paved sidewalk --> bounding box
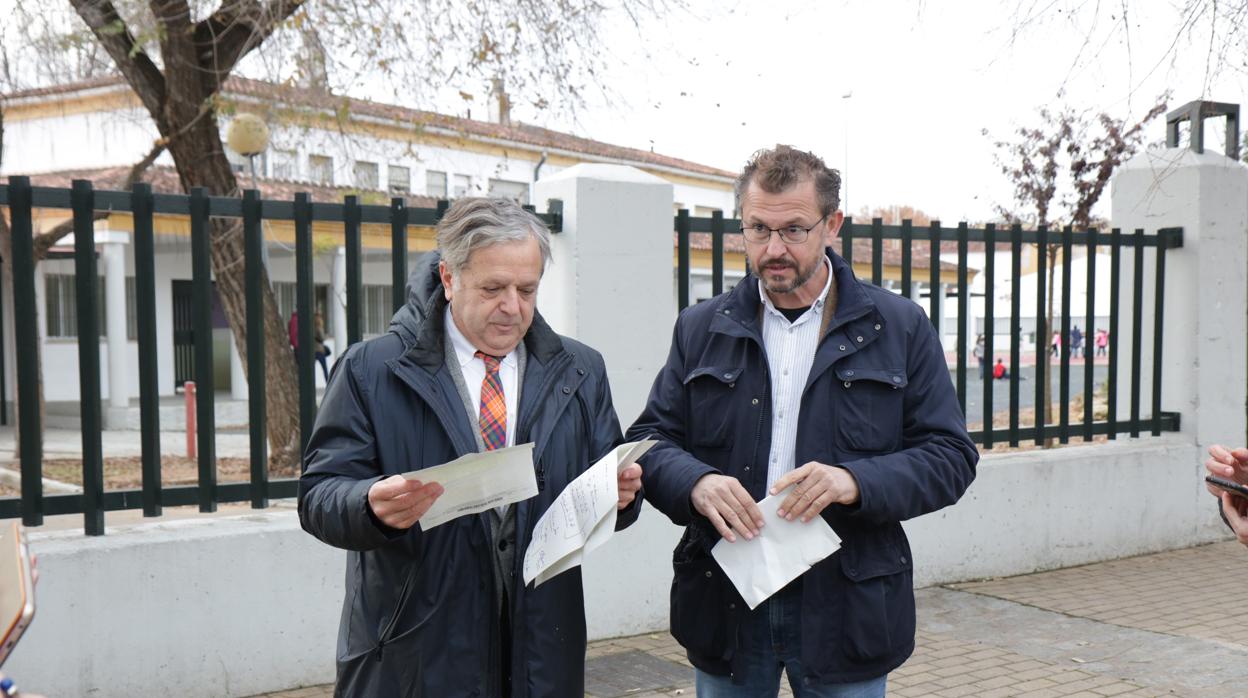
[252,541,1248,697]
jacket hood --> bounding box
[389,251,444,347]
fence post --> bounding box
[1110,145,1248,535]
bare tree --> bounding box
[991,95,1167,444]
[7,0,677,468]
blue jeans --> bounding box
[694,583,888,698]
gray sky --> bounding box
[525,1,1248,223]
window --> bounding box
[308,154,334,185]
[426,170,447,199]
[363,285,393,336]
[453,174,471,199]
[270,149,297,180]
[388,165,411,194]
[45,274,136,340]
[488,178,529,205]
[353,160,379,190]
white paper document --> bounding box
[710,486,842,610]
[404,443,537,530]
[522,440,656,587]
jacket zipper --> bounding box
[516,353,576,491]
[374,569,417,661]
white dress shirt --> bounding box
[445,305,518,449]
[760,257,834,492]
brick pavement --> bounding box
[251,541,1248,697]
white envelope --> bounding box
[404,443,537,530]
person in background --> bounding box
[973,334,986,379]
[313,312,330,381]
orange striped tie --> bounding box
[476,351,506,451]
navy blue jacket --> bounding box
[627,248,977,684]
[299,252,634,697]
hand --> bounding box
[1219,492,1248,546]
[1205,444,1248,498]
[771,462,860,522]
[690,474,764,543]
[367,475,445,530]
[617,464,643,511]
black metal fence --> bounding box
[675,212,1183,448]
[0,177,560,535]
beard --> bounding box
[751,254,821,295]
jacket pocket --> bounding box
[833,368,907,452]
[837,532,914,665]
[684,366,744,448]
[670,555,731,661]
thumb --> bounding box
[619,464,642,480]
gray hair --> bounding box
[435,197,553,277]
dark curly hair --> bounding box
[734,144,841,218]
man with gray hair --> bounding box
[299,197,643,697]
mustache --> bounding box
[758,257,796,269]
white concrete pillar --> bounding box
[101,235,130,409]
[331,247,348,363]
[533,164,683,640]
[1110,147,1248,534]
[33,265,46,342]
[230,338,247,400]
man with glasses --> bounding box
[629,145,977,696]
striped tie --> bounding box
[476,351,507,451]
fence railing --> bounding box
[675,211,1184,448]
[0,177,561,535]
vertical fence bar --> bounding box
[1107,229,1121,439]
[1083,228,1098,441]
[0,262,5,426]
[344,195,363,348]
[676,209,690,311]
[1152,230,1172,436]
[1130,229,1145,437]
[982,224,995,448]
[928,222,941,329]
[1034,226,1048,445]
[1009,224,1023,447]
[955,223,968,413]
[72,180,105,535]
[9,178,42,526]
[436,199,449,221]
[871,218,883,286]
[243,190,268,507]
[711,210,725,297]
[132,183,162,517]
[841,217,854,268]
[390,197,408,315]
[1059,226,1072,443]
[190,188,217,512]
[900,220,913,299]
[295,193,316,459]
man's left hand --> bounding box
[771,462,859,522]
[618,464,643,511]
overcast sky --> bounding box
[521,0,1248,223]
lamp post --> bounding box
[227,113,270,192]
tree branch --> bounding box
[196,0,307,93]
[69,0,168,130]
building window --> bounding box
[45,274,136,340]
[388,165,410,194]
[309,154,334,185]
[353,160,379,190]
[488,179,529,205]
[453,174,471,199]
[694,206,723,218]
[426,170,448,199]
[362,285,393,336]
[271,149,297,180]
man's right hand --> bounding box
[1205,444,1248,494]
[367,475,445,530]
[690,474,765,543]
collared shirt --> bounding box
[760,257,834,492]
[445,305,518,448]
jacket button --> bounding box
[705,570,713,578]
[843,381,851,388]
[724,309,732,314]
[856,336,864,342]
[577,368,585,376]
[728,603,736,610]
[845,370,855,377]
[562,386,571,394]
[848,568,858,577]
[900,556,908,564]
[874,324,881,330]
[751,398,759,405]
[728,382,735,388]
[723,372,732,379]
[892,376,902,383]
[744,466,750,471]
[839,344,847,351]
[498,540,509,551]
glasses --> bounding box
[739,216,827,244]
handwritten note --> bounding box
[522,440,655,587]
[404,443,537,530]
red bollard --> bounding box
[185,381,197,460]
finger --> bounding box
[715,494,755,541]
[1233,448,1248,464]
[1210,444,1235,465]
[373,474,421,500]
[618,464,642,481]
[704,505,736,543]
[726,481,763,532]
[801,490,836,522]
[1207,458,1235,478]
[785,481,822,520]
[769,463,810,497]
